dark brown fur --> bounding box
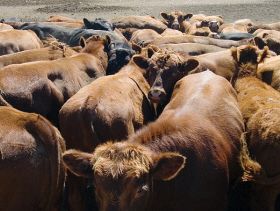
[232,45,280,211]
[0,106,65,211]
[63,70,245,211]
[0,35,108,126]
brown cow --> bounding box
[218,19,253,34]
[0,23,13,31]
[132,49,199,112]
[0,29,43,55]
[148,34,249,48]
[253,29,280,55]
[112,15,167,34]
[161,11,193,31]
[130,29,161,45]
[0,42,77,68]
[0,106,65,211]
[257,55,280,92]
[0,35,108,125]
[46,15,83,23]
[159,43,226,56]
[160,28,183,36]
[248,22,280,33]
[59,49,156,211]
[231,45,280,211]
[62,70,246,211]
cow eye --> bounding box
[110,43,115,49]
[136,184,149,197]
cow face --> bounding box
[63,142,185,211]
[107,41,135,75]
[254,35,280,55]
[208,21,219,32]
[230,45,269,85]
[133,52,199,104]
[161,11,193,30]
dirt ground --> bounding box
[0,0,280,23]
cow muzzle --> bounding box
[171,23,180,30]
[148,88,166,103]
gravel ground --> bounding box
[0,0,279,23]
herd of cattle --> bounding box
[0,10,280,211]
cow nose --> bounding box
[148,89,166,103]
[171,23,180,30]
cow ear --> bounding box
[179,58,199,73]
[147,47,156,58]
[104,35,111,48]
[258,46,269,63]
[231,47,238,63]
[63,150,93,179]
[152,152,186,181]
[184,13,193,20]
[254,37,266,49]
[80,37,86,48]
[83,18,92,29]
[131,42,142,53]
[161,12,169,20]
[133,55,149,69]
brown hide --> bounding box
[130,29,161,45]
[248,22,280,33]
[194,49,237,80]
[112,15,167,33]
[253,29,280,55]
[258,55,280,92]
[63,70,244,211]
[0,45,77,68]
[0,23,13,31]
[232,45,280,211]
[0,35,108,126]
[148,34,249,48]
[159,43,226,56]
[59,60,155,211]
[0,106,65,211]
[0,29,43,56]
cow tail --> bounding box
[239,132,262,182]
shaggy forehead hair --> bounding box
[92,142,153,178]
[151,50,182,67]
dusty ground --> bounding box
[0,0,279,23]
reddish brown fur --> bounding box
[232,45,280,211]
[63,70,245,211]
[257,55,280,92]
[0,23,13,31]
[0,29,43,56]
[148,34,249,48]
[112,15,167,34]
[0,35,108,125]
[0,106,65,211]
[0,43,77,68]
[59,57,155,211]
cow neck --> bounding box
[121,63,156,118]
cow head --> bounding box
[254,33,280,55]
[80,35,110,69]
[230,45,269,85]
[107,40,135,75]
[161,11,193,30]
[133,51,199,104]
[63,142,185,211]
[83,18,115,31]
[208,21,220,32]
